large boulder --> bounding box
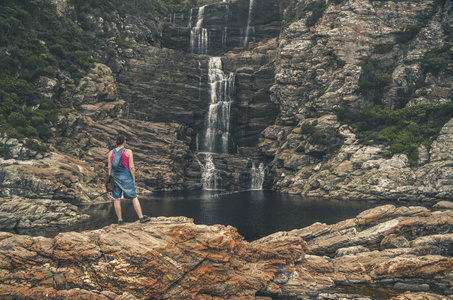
[0,216,306,299]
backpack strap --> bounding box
[112,149,125,177]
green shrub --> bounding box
[396,24,424,43]
[25,139,48,153]
[116,36,131,49]
[300,121,333,145]
[356,58,392,104]
[8,112,28,127]
[0,143,10,157]
[337,103,453,165]
[309,130,328,145]
[123,72,156,82]
[303,0,329,27]
[300,121,317,135]
[374,42,395,54]
[421,45,452,74]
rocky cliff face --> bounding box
[260,0,453,200]
[1,206,452,299]
[1,0,452,202]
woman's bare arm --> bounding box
[107,150,113,174]
[128,149,136,183]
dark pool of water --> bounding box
[16,190,397,241]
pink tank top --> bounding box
[111,148,130,171]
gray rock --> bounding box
[433,201,453,210]
[335,245,370,257]
[394,282,430,291]
[0,198,89,230]
[380,234,410,250]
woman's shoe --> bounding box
[118,220,125,225]
[140,215,151,223]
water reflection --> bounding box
[127,190,391,240]
[10,191,395,241]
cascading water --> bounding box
[242,0,255,47]
[250,162,265,190]
[197,57,235,190]
[203,57,234,153]
[200,154,220,190]
[182,2,266,191]
[190,5,208,54]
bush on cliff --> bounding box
[356,58,392,105]
[0,0,95,149]
[421,45,452,74]
[303,0,330,27]
[337,103,453,165]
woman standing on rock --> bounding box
[108,134,150,225]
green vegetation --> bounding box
[356,58,392,104]
[337,103,453,165]
[25,139,49,153]
[115,36,131,49]
[373,42,395,54]
[396,24,425,43]
[300,120,336,145]
[70,0,220,22]
[0,0,95,149]
[123,72,157,82]
[421,45,452,74]
[303,0,329,27]
[0,143,10,157]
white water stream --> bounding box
[187,2,264,190]
[250,162,265,190]
[203,57,234,153]
[190,5,208,54]
[242,0,255,47]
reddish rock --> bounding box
[1,206,452,299]
[0,217,306,299]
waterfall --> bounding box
[190,5,208,54]
[250,162,265,190]
[222,27,228,50]
[242,0,255,47]
[200,154,220,190]
[188,8,193,28]
[203,57,234,154]
[197,57,235,190]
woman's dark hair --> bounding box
[116,135,126,146]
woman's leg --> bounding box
[114,198,123,221]
[132,197,143,219]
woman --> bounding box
[107,134,150,225]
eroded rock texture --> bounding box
[1,206,452,299]
[0,216,306,299]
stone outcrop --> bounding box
[261,0,453,200]
[1,205,452,299]
[0,216,307,299]
[260,115,453,201]
[0,197,88,232]
[0,152,98,202]
[225,38,279,157]
[254,204,453,298]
